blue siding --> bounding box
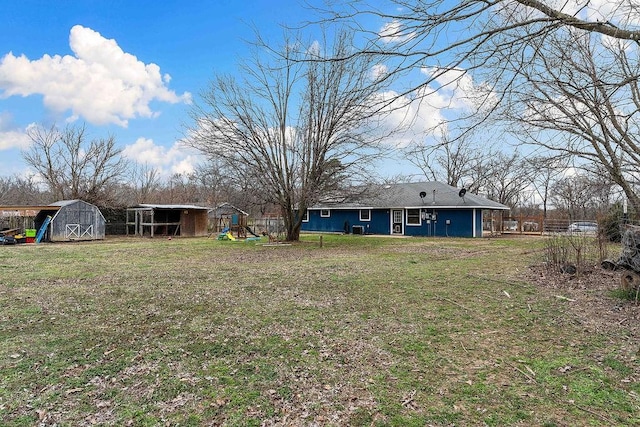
[302,208,391,234]
[301,208,484,237]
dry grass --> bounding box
[0,234,638,426]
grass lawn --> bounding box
[0,234,638,426]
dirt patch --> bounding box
[526,264,640,338]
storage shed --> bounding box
[34,200,106,242]
[126,204,209,237]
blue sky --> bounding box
[0,0,485,181]
[0,1,333,178]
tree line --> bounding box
[5,120,619,226]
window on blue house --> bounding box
[359,209,371,221]
[302,210,309,222]
[407,209,421,225]
[320,209,330,217]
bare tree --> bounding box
[500,30,640,211]
[0,175,50,205]
[186,32,390,241]
[551,170,614,220]
[191,161,233,208]
[525,154,571,219]
[23,123,129,206]
[319,1,640,210]
[476,151,532,209]
[319,1,640,88]
[130,163,161,204]
[406,128,492,188]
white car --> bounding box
[568,221,598,234]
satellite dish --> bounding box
[419,191,427,199]
[458,188,467,198]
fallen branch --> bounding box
[508,363,537,383]
[571,401,614,424]
[401,389,416,408]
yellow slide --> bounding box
[226,231,236,241]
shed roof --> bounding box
[212,202,248,216]
[130,204,210,211]
[49,199,83,207]
[0,205,61,212]
[311,181,510,210]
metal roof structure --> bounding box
[131,203,210,210]
[126,203,210,237]
[211,202,249,216]
[311,181,510,211]
[0,205,62,212]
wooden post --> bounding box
[320,235,323,248]
[519,213,523,234]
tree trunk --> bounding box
[282,205,302,242]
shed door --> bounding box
[65,224,94,239]
[391,209,403,235]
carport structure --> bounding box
[126,204,210,237]
[0,205,53,231]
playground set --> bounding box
[215,213,261,242]
[209,202,261,242]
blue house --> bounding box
[300,181,509,238]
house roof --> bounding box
[311,181,510,210]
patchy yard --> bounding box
[0,235,638,426]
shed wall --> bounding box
[181,209,208,236]
[36,201,106,241]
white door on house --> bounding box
[391,209,403,235]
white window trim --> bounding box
[320,209,330,218]
[391,209,403,235]
[406,208,422,226]
[302,210,309,222]
[359,209,371,221]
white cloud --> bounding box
[0,113,33,150]
[421,67,497,111]
[371,67,496,147]
[0,25,191,127]
[379,20,415,43]
[371,64,388,81]
[372,90,448,148]
[307,40,321,57]
[583,0,640,26]
[171,156,198,176]
[122,137,170,165]
[0,128,31,150]
[122,137,202,177]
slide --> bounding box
[36,215,52,243]
[245,226,260,237]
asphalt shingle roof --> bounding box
[313,181,509,210]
